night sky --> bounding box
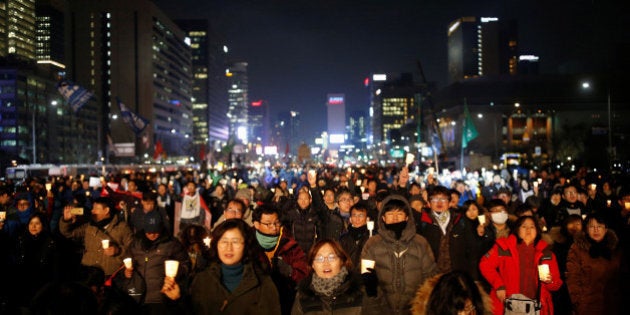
[153,0,626,142]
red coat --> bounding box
[479,235,562,315]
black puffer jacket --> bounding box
[116,233,190,305]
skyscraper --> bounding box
[326,93,346,145]
[1,0,36,60]
[66,0,193,161]
[447,17,518,83]
[226,60,248,143]
[35,0,65,68]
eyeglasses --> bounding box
[338,198,353,203]
[217,238,244,249]
[225,208,242,215]
[313,254,338,264]
[430,198,449,203]
[259,221,282,229]
[587,224,606,230]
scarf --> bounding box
[256,230,279,250]
[311,266,349,297]
[588,238,612,260]
[347,225,368,240]
[90,215,113,229]
[385,221,407,239]
[221,262,244,292]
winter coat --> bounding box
[479,235,562,315]
[285,204,321,254]
[59,215,133,275]
[13,230,59,306]
[410,273,493,315]
[291,272,379,315]
[259,230,309,315]
[566,230,622,315]
[339,225,370,273]
[117,233,191,305]
[418,209,478,275]
[360,195,437,314]
[189,261,281,315]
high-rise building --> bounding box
[226,60,248,143]
[1,0,36,60]
[35,0,65,69]
[249,99,270,146]
[326,93,346,146]
[66,0,193,161]
[447,17,518,83]
[348,110,367,146]
[271,110,300,155]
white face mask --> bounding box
[491,212,509,225]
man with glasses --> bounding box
[419,186,477,275]
[253,204,308,315]
[212,198,250,230]
[551,184,587,227]
[360,194,437,313]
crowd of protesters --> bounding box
[0,162,629,314]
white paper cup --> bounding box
[101,239,110,249]
[607,200,611,207]
[165,260,179,277]
[203,237,211,247]
[123,258,133,269]
[361,259,375,274]
[478,215,486,225]
[362,192,370,200]
[0,211,6,221]
[538,264,550,281]
[366,221,375,231]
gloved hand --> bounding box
[362,268,378,297]
[275,257,293,278]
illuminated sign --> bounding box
[519,55,540,61]
[170,100,181,106]
[264,146,278,155]
[329,134,345,144]
[480,17,499,23]
[328,96,344,105]
[251,100,263,107]
[372,74,387,81]
[364,77,369,86]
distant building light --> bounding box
[480,17,499,23]
[372,74,387,81]
[519,55,540,62]
[251,100,263,107]
[329,134,345,144]
[223,45,228,53]
[36,60,66,69]
[184,37,191,46]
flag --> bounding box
[431,131,442,155]
[116,97,149,135]
[154,140,164,160]
[461,103,479,149]
[57,80,94,113]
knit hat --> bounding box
[235,188,252,202]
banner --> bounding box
[57,80,94,113]
[116,97,149,135]
[461,103,479,149]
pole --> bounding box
[607,89,613,164]
[32,109,36,163]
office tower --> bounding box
[35,0,65,68]
[226,60,248,143]
[272,110,300,155]
[326,93,346,146]
[366,73,388,144]
[249,99,270,146]
[348,110,367,147]
[448,17,518,83]
[0,0,36,60]
[66,0,193,161]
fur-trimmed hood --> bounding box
[410,273,493,315]
[572,229,619,251]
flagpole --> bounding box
[460,98,466,172]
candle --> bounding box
[203,237,211,247]
[165,260,179,278]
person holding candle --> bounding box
[479,216,562,315]
[339,203,371,273]
[59,197,133,277]
[566,212,622,314]
[162,219,281,314]
[115,210,190,314]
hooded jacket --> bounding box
[479,235,562,315]
[410,273,493,315]
[566,230,622,315]
[360,194,437,314]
